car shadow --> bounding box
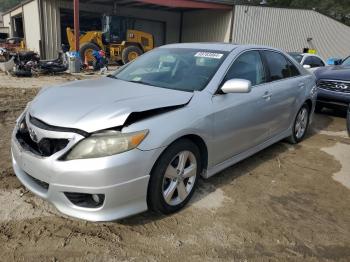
[310,112,334,133]
[118,139,302,226]
[310,108,348,136]
[321,108,347,118]
[119,110,348,226]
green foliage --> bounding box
[1,0,349,26]
[0,0,22,12]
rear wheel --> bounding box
[148,139,201,214]
[287,104,310,144]
[121,46,143,64]
[347,105,350,136]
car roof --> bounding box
[159,43,282,53]
[288,52,321,58]
[288,52,303,55]
[160,42,238,52]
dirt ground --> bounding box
[1,72,350,262]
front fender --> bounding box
[121,92,213,152]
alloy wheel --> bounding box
[295,107,309,139]
[162,150,197,206]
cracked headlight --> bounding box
[65,130,148,160]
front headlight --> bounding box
[16,102,31,125]
[65,130,148,160]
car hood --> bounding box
[315,65,350,81]
[28,77,193,133]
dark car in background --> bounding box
[288,52,326,73]
[314,56,350,112]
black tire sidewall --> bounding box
[347,105,350,136]
[121,46,143,64]
[148,139,202,214]
[79,43,99,62]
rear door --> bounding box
[260,50,304,137]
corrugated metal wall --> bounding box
[41,0,61,59]
[232,5,350,59]
[182,9,232,42]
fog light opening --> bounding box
[64,192,105,208]
[92,194,101,203]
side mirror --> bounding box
[221,79,252,94]
[334,59,343,65]
[303,64,311,69]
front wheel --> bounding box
[148,139,202,214]
[287,104,310,144]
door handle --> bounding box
[262,92,272,100]
[298,82,305,88]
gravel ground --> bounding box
[0,72,350,262]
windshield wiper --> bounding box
[107,74,119,79]
[110,77,164,89]
[128,79,153,86]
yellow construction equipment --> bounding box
[66,16,154,65]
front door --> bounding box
[211,50,273,165]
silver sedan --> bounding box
[11,43,317,221]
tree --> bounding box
[0,0,22,12]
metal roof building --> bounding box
[2,1,350,59]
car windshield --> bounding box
[342,56,350,66]
[111,48,228,92]
[288,53,303,63]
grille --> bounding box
[16,119,69,157]
[318,80,350,93]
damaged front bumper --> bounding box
[11,115,163,221]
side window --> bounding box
[225,51,266,86]
[313,57,325,67]
[262,51,296,81]
[286,59,301,77]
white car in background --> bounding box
[288,52,327,73]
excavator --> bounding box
[66,15,154,65]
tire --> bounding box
[121,46,143,64]
[347,105,350,137]
[287,103,310,144]
[48,65,68,73]
[315,104,323,113]
[147,139,202,215]
[79,43,99,64]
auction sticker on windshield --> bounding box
[195,52,224,59]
